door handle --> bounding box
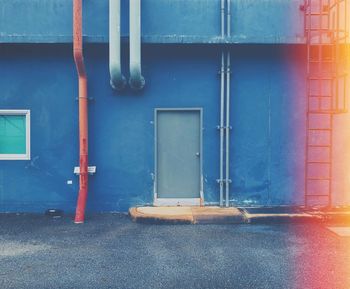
[196,152,200,157]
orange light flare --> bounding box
[301,0,350,208]
[286,2,350,288]
[330,0,350,207]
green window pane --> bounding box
[0,115,26,154]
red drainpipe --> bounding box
[73,0,89,224]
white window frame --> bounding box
[0,110,31,160]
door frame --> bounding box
[154,108,204,206]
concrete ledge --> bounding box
[243,212,323,224]
[130,206,350,225]
[129,207,193,224]
[129,206,245,225]
[307,211,350,224]
[191,207,246,224]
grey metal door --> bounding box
[155,109,202,200]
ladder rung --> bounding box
[309,60,334,63]
[306,14,329,16]
[309,110,346,114]
[308,77,333,80]
[305,11,330,15]
[308,110,334,114]
[307,28,330,30]
[305,194,330,197]
[308,128,332,131]
[307,177,331,181]
[308,95,332,98]
[308,144,331,148]
[307,43,333,47]
[307,161,331,164]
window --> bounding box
[0,110,30,160]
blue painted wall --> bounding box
[0,44,307,212]
[0,0,305,44]
[4,0,345,212]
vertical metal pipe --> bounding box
[219,0,225,207]
[305,0,311,207]
[129,0,145,90]
[225,0,231,207]
[110,0,126,90]
[73,0,89,224]
[221,0,225,38]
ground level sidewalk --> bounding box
[1,213,350,289]
[130,205,350,224]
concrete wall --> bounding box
[0,44,308,212]
[0,0,349,212]
[0,0,304,43]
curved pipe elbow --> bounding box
[110,65,126,90]
[73,50,86,78]
[109,0,126,91]
[129,0,145,91]
[129,65,145,90]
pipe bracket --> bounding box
[217,179,232,184]
[74,166,97,175]
[75,97,94,101]
[217,126,232,130]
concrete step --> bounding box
[129,206,246,224]
[129,206,350,225]
[243,212,322,224]
[241,206,322,224]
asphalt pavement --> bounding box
[1,213,350,289]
